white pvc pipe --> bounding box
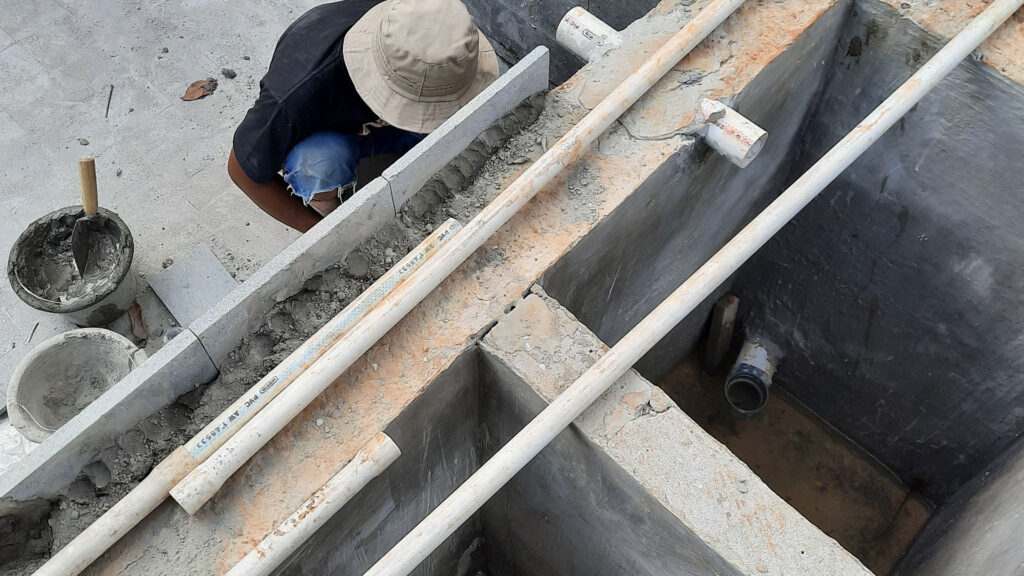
[361,2,1023,574]
[699,98,768,168]
[169,0,748,517]
[33,219,459,576]
[556,7,622,62]
[225,433,400,576]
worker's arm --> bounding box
[227,149,320,233]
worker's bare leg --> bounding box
[227,149,321,233]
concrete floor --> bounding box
[0,0,339,399]
[659,353,932,575]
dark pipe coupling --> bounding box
[723,339,778,420]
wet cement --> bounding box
[9,210,131,309]
[0,91,554,574]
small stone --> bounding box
[242,55,251,60]
[116,168,123,177]
[161,47,169,53]
[900,2,911,8]
[650,392,672,413]
[315,418,324,427]
[303,275,324,292]
[756,562,768,573]
[78,138,89,146]
[345,252,371,279]
[221,68,237,79]
[128,107,135,113]
[161,258,174,269]
[737,478,749,494]
[677,70,704,85]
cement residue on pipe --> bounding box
[8,207,133,313]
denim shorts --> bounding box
[282,127,425,204]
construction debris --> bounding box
[181,78,218,101]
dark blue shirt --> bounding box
[233,0,382,183]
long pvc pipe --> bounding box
[225,433,401,576]
[168,0,748,515]
[361,2,1023,574]
[32,219,460,576]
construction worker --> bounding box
[227,0,499,232]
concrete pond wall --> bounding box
[274,345,740,576]
[732,0,1024,506]
[535,0,1024,572]
[541,0,850,394]
[270,290,870,575]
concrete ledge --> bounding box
[1,328,217,500]
[189,177,396,368]
[384,46,550,210]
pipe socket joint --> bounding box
[698,98,768,168]
[723,339,778,420]
[556,7,623,62]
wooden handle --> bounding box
[78,156,98,215]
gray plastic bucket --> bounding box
[7,328,146,443]
[7,206,136,326]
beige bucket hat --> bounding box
[343,0,500,134]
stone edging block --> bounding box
[384,46,550,211]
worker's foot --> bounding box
[309,190,341,217]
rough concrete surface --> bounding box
[481,289,872,575]
[480,347,743,576]
[188,176,397,369]
[879,0,1024,84]
[275,352,486,576]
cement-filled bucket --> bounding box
[6,328,147,443]
[7,206,136,326]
